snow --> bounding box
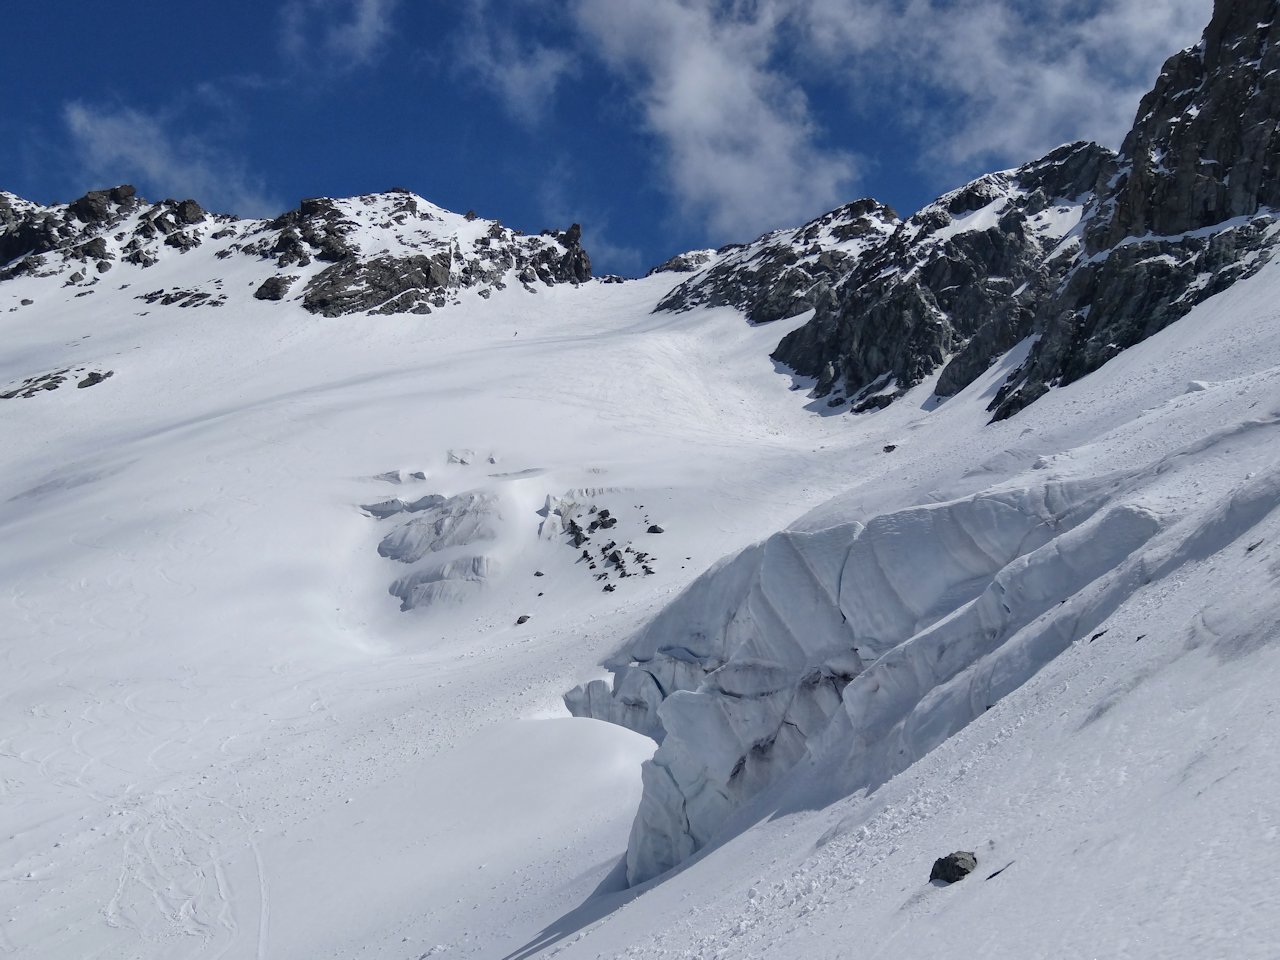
[3,188,1280,959]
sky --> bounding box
[0,0,1211,276]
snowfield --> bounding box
[3,200,1280,960]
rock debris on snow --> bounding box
[930,851,978,884]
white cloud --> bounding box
[372,0,1210,248]
[571,0,859,242]
[62,102,278,216]
[452,0,577,124]
[791,0,1211,171]
[281,0,398,69]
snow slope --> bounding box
[3,173,1280,960]
[563,251,1280,951]
[0,237,914,958]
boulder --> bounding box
[253,275,296,301]
[930,851,977,884]
[174,199,206,225]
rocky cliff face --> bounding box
[686,0,1280,419]
[773,143,1110,408]
[0,187,592,317]
[654,199,899,326]
[989,0,1280,419]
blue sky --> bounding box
[1,1,1210,275]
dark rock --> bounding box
[882,444,897,453]
[174,199,205,225]
[76,370,113,389]
[67,190,114,224]
[775,0,1280,421]
[990,0,1280,419]
[3,368,71,398]
[1098,0,1280,248]
[516,615,530,625]
[164,231,201,252]
[76,237,109,261]
[253,275,296,301]
[930,851,977,884]
[657,199,899,325]
[774,142,1112,404]
[853,393,897,414]
[647,525,664,534]
[647,249,715,275]
[302,253,451,316]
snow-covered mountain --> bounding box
[3,1,1280,957]
[0,185,590,319]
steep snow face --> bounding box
[576,472,1170,883]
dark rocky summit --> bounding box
[253,275,295,301]
[654,0,1280,420]
[0,186,593,317]
[989,0,1280,419]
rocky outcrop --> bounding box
[655,200,899,325]
[775,0,1280,418]
[989,214,1276,419]
[773,143,1110,405]
[0,187,594,316]
[1097,0,1280,247]
[303,253,452,316]
[67,185,137,225]
[647,249,716,276]
[253,275,295,301]
[989,0,1280,419]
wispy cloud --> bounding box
[455,2,577,124]
[792,0,1210,172]
[280,0,399,70]
[571,0,859,242]
[62,101,279,216]
[456,0,1206,241]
